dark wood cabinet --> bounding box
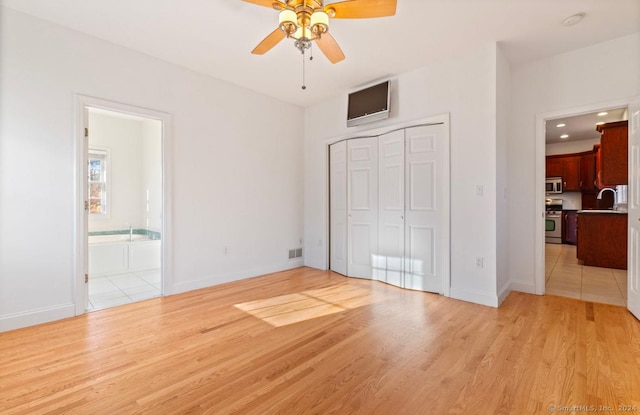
[562,210,577,245]
[594,144,604,189]
[546,153,587,191]
[580,152,597,192]
[562,156,581,191]
[546,158,563,178]
[577,212,627,269]
[598,120,628,185]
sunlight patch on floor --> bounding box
[234,283,379,327]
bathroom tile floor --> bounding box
[545,244,627,306]
[88,268,161,311]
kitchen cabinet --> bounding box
[546,158,563,178]
[598,120,628,185]
[562,210,577,245]
[546,147,604,194]
[562,156,581,191]
[577,211,627,269]
[594,144,604,189]
[580,152,597,192]
[545,154,581,191]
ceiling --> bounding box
[1,0,639,108]
[545,108,628,144]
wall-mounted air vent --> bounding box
[288,248,303,260]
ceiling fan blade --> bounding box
[325,0,397,18]
[242,0,284,9]
[315,33,345,64]
[252,28,286,55]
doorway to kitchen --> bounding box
[74,96,172,314]
[540,104,629,306]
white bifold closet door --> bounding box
[376,130,405,286]
[329,122,448,294]
[329,141,348,276]
[403,125,446,293]
[346,137,378,279]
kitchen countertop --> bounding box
[577,209,627,214]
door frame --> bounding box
[73,95,173,315]
[534,97,632,295]
[326,113,451,297]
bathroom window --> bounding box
[88,149,108,215]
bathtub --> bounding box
[89,232,161,277]
[89,233,153,243]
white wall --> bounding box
[141,119,162,232]
[304,43,502,306]
[496,45,511,304]
[508,32,640,293]
[0,8,304,331]
[545,138,600,156]
[88,111,145,232]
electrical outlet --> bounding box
[475,185,484,197]
[475,257,484,269]
[223,246,230,256]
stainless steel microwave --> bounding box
[546,177,563,194]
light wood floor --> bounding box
[2,268,640,414]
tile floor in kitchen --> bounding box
[87,268,161,311]
[545,244,627,306]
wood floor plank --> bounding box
[1,267,640,414]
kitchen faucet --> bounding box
[597,187,618,210]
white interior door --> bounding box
[330,141,348,276]
[628,96,640,320]
[376,130,405,286]
[347,137,378,279]
[404,124,447,293]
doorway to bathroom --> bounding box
[75,96,172,313]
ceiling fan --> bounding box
[244,0,397,64]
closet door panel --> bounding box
[377,130,405,286]
[405,124,446,293]
[347,137,378,279]
[405,225,436,290]
[330,141,347,275]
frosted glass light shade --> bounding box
[279,9,298,34]
[279,9,297,25]
[310,11,329,34]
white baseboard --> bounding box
[510,280,537,295]
[498,281,512,306]
[0,303,75,333]
[303,257,327,270]
[450,287,499,308]
[171,259,305,295]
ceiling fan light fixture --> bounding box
[310,11,329,35]
[324,7,336,18]
[278,9,298,35]
[292,25,313,41]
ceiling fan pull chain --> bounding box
[309,43,314,61]
[301,49,307,90]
